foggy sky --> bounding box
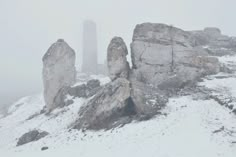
[0,0,235,107]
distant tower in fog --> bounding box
[82,20,98,74]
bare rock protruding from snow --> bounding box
[190,27,236,56]
[53,79,101,108]
[74,78,134,130]
[204,27,221,38]
[107,37,130,80]
[68,79,101,98]
[42,39,76,111]
[130,23,220,89]
[130,80,168,117]
[17,130,49,146]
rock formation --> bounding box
[75,78,133,130]
[74,23,222,130]
[42,39,76,111]
[107,37,130,80]
[52,79,101,108]
[190,27,236,56]
[130,23,220,89]
[82,20,98,74]
[40,23,226,130]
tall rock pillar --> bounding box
[42,39,76,111]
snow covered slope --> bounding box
[0,58,236,157]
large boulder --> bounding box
[130,23,220,88]
[42,39,76,111]
[107,37,130,80]
[17,130,48,146]
[130,80,168,117]
[74,78,134,130]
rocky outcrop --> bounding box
[17,130,48,146]
[130,80,168,117]
[190,27,236,56]
[130,23,220,88]
[42,39,76,111]
[107,37,130,80]
[74,78,133,130]
[74,23,223,130]
[53,79,101,108]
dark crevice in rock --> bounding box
[123,97,137,116]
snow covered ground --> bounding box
[0,57,236,157]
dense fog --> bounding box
[0,0,236,109]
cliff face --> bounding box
[75,23,223,130]
[130,23,220,88]
[42,39,76,111]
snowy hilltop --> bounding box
[0,23,236,157]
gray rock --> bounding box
[107,37,130,80]
[53,79,101,108]
[130,23,220,88]
[42,39,76,111]
[73,23,226,131]
[41,146,49,151]
[130,80,168,116]
[69,79,101,98]
[87,79,100,90]
[17,130,49,146]
[190,28,236,56]
[74,78,133,130]
[68,84,87,98]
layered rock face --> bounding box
[130,23,220,88]
[42,39,76,111]
[191,27,236,56]
[53,79,101,108]
[107,37,130,80]
[75,78,132,130]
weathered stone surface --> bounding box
[107,37,130,80]
[69,79,101,99]
[42,39,76,111]
[204,27,221,38]
[17,130,48,146]
[74,78,133,130]
[130,80,168,117]
[87,79,100,90]
[53,79,101,108]
[190,28,236,56]
[130,23,220,88]
[73,23,226,131]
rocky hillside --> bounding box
[0,23,236,157]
